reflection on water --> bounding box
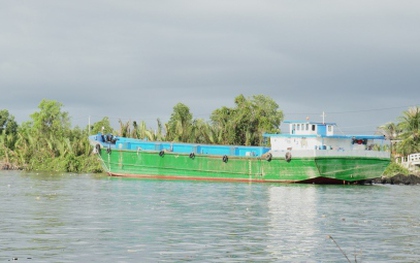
[267,186,318,260]
[1,171,419,262]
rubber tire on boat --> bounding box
[222,155,228,163]
[189,152,195,159]
[95,144,101,155]
[285,152,292,162]
[106,147,111,154]
[159,150,165,157]
[265,153,272,162]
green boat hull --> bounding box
[97,149,389,184]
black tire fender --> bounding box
[222,155,228,163]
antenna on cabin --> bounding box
[321,111,326,124]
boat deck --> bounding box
[90,135,270,157]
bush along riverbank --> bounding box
[0,161,20,170]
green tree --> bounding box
[0,101,105,172]
[377,122,401,156]
[210,106,236,145]
[0,110,18,150]
[0,109,18,136]
[118,119,131,137]
[30,99,71,138]
[154,118,165,141]
[0,130,16,167]
[211,94,283,146]
[142,118,165,141]
[91,117,113,135]
[166,103,193,142]
[129,120,147,139]
[396,106,420,155]
[13,126,34,168]
[190,118,213,144]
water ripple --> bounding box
[1,171,419,262]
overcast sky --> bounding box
[1,0,419,135]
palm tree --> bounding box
[0,131,11,167]
[397,106,420,156]
[118,119,130,137]
[189,119,213,144]
[377,122,401,156]
[155,118,165,141]
[14,130,32,167]
[166,103,193,142]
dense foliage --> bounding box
[383,162,410,176]
[115,94,284,146]
[378,106,420,155]
[377,106,420,175]
[0,96,418,175]
[0,100,102,172]
[210,95,283,146]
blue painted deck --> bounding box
[91,134,270,157]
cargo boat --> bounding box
[90,120,390,184]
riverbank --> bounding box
[0,161,20,170]
[372,174,420,185]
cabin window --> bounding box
[297,124,300,131]
[305,124,309,130]
[312,125,316,131]
[292,124,295,134]
[328,125,332,132]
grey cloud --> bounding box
[1,0,419,134]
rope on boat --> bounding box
[285,152,292,162]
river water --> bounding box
[1,171,419,262]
